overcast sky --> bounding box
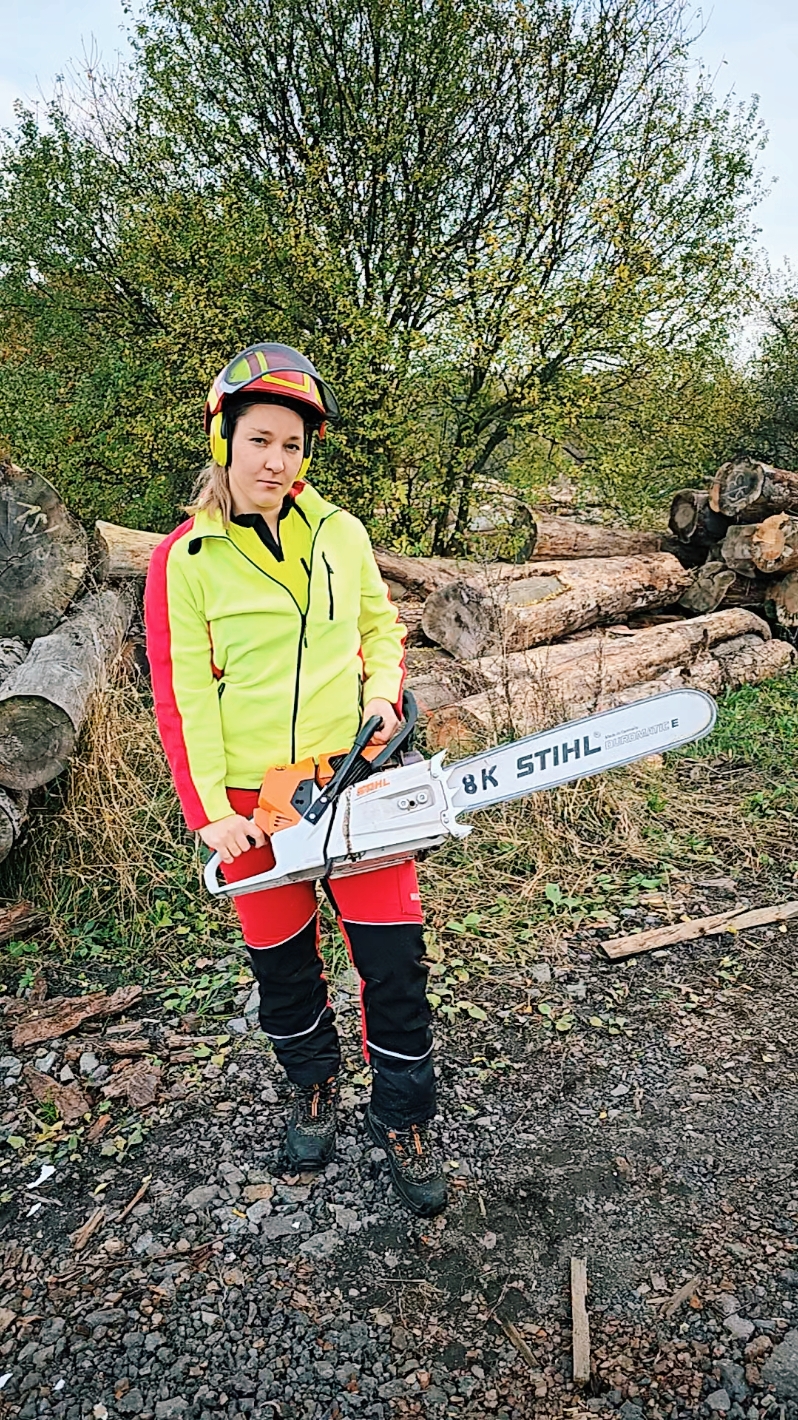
[0,0,796,271]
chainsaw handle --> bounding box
[303,691,418,826]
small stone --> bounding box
[102,1238,125,1256]
[132,1232,154,1256]
[688,1063,708,1079]
[245,1198,272,1223]
[719,1295,741,1317]
[154,1401,188,1420]
[243,984,260,1018]
[79,1051,100,1076]
[329,1204,359,1231]
[529,963,551,984]
[117,1390,143,1415]
[242,1182,274,1202]
[34,1051,57,1075]
[226,1017,248,1035]
[261,1214,305,1241]
[0,1056,21,1075]
[368,1147,387,1163]
[58,1064,75,1083]
[726,1316,756,1341]
[299,1229,341,1260]
[566,981,587,1000]
[181,1184,219,1209]
[91,1064,111,1083]
[706,1390,732,1413]
[275,1184,311,1203]
[718,1359,748,1400]
[746,1335,773,1359]
[761,1329,798,1400]
[619,1403,645,1420]
[175,1238,191,1253]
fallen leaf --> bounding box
[12,985,143,1049]
[23,1066,90,1125]
[0,1309,15,1336]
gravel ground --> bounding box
[3,872,798,1420]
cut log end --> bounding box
[0,696,76,791]
[0,462,89,639]
[767,571,798,629]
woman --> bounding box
[144,342,446,1217]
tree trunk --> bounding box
[709,457,798,521]
[94,520,163,580]
[530,513,661,559]
[426,624,792,751]
[668,490,730,546]
[751,513,798,575]
[0,785,28,865]
[0,462,89,638]
[678,561,735,614]
[720,524,760,578]
[767,572,798,629]
[0,588,135,790]
[421,553,692,660]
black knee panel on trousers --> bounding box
[247,918,340,1085]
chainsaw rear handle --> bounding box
[303,689,418,825]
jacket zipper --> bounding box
[322,552,334,620]
[193,514,338,764]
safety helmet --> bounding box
[204,342,340,468]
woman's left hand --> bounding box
[362,697,401,745]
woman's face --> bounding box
[227,403,306,517]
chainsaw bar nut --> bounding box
[397,790,430,811]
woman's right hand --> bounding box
[198,813,267,864]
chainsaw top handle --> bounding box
[303,690,418,825]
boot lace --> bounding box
[385,1122,440,1182]
[294,1077,337,1134]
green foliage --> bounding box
[0,0,767,540]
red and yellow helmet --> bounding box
[204,342,340,467]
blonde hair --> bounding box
[185,459,232,525]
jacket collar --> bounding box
[191,481,339,541]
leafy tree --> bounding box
[0,0,766,542]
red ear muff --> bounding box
[318,421,327,441]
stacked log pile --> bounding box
[0,464,135,864]
[2,457,798,873]
[668,458,798,629]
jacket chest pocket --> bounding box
[310,551,357,629]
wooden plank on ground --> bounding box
[571,1257,590,1385]
[600,900,798,961]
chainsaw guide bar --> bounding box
[204,688,717,899]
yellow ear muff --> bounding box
[209,410,229,467]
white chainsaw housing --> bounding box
[204,753,470,899]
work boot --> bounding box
[365,1106,447,1217]
[285,1077,337,1169]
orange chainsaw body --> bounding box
[254,746,381,838]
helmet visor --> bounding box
[216,343,340,422]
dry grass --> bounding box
[0,676,239,966]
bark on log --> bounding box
[767,572,798,630]
[0,900,39,946]
[751,514,798,576]
[678,561,735,614]
[0,785,28,865]
[0,638,27,682]
[421,554,692,660]
[426,632,793,752]
[709,457,798,521]
[94,521,163,580]
[0,587,135,790]
[720,525,760,579]
[0,462,89,638]
[530,514,660,559]
[668,490,730,546]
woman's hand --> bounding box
[198,813,267,864]
[362,697,401,745]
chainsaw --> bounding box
[204,686,717,899]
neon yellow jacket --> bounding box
[144,482,406,830]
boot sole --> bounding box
[365,1109,447,1218]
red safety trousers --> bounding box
[220,788,436,1128]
